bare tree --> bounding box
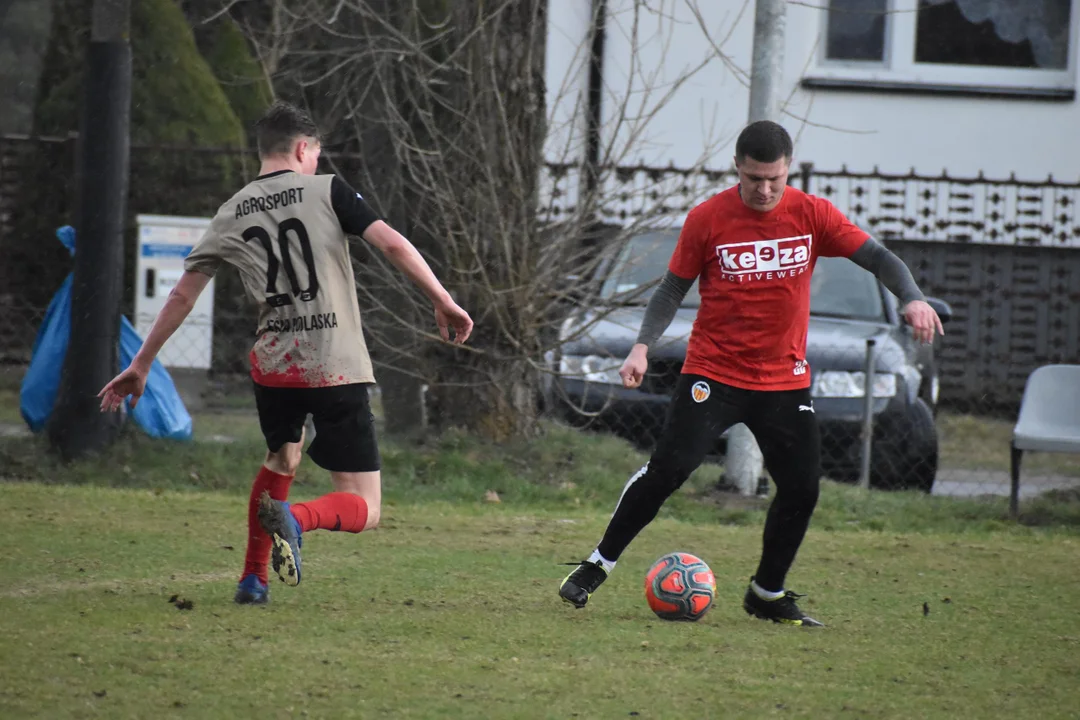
[219,0,742,439]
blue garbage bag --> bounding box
[19,277,73,432]
[19,226,193,440]
[118,317,193,440]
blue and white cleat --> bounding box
[234,574,269,605]
[257,491,303,587]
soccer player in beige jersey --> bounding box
[99,101,473,604]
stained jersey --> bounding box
[184,170,380,388]
[669,185,869,391]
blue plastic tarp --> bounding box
[19,226,193,441]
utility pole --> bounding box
[726,0,787,495]
[748,0,786,123]
[47,0,132,460]
[585,0,607,200]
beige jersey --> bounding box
[184,170,380,388]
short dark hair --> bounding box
[735,120,793,164]
[255,101,320,158]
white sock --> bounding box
[587,549,615,575]
[751,579,785,601]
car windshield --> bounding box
[810,256,885,321]
[599,231,701,307]
[598,230,885,320]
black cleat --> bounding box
[743,580,824,627]
[559,561,608,609]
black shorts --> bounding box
[252,381,381,473]
[654,374,820,491]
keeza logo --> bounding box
[717,235,812,275]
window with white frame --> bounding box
[807,0,1076,97]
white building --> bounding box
[546,0,1077,181]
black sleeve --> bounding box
[635,271,694,349]
[848,237,925,305]
[330,175,381,237]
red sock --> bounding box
[242,467,295,584]
[290,492,369,533]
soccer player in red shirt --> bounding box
[559,121,943,626]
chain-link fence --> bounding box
[0,134,365,408]
[537,162,1080,504]
[539,332,1080,510]
[0,135,258,380]
[2,134,1078,504]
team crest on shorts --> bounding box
[691,381,711,403]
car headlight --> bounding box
[559,354,623,384]
[558,315,579,343]
[811,371,897,398]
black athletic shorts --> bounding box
[652,374,821,490]
[252,381,381,473]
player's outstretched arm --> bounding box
[98,270,211,411]
[848,238,943,344]
[620,271,694,389]
[361,220,473,344]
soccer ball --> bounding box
[644,552,716,622]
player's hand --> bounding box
[619,344,649,389]
[98,363,149,412]
[902,300,945,345]
[435,299,474,344]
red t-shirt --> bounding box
[669,185,869,391]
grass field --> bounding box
[3,380,1078,480]
[1,402,1080,718]
[2,483,1079,719]
[937,412,1080,478]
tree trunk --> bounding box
[427,356,540,440]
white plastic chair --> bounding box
[1010,364,1080,516]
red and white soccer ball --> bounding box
[644,552,716,622]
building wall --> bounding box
[546,0,1080,180]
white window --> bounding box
[805,0,1076,98]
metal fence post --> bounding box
[799,161,813,193]
[859,338,877,489]
[1009,441,1022,519]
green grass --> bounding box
[2,392,1080,717]
[4,385,1079,479]
[2,403,1079,533]
[939,412,1080,478]
[1,482,1078,719]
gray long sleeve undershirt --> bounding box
[633,237,924,350]
[847,237,925,307]
[635,271,694,349]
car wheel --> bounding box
[870,397,938,493]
